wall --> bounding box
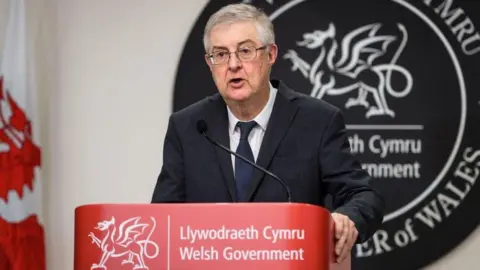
[0,0,477,269]
[49,0,206,268]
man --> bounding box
[151,3,385,263]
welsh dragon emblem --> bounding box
[88,216,159,270]
[284,22,413,118]
[0,76,41,206]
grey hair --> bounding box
[203,3,275,53]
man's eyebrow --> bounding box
[211,45,228,51]
[238,39,255,46]
[210,39,256,51]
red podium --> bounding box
[74,203,351,270]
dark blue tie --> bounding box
[235,121,257,201]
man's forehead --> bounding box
[209,21,261,47]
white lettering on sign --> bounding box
[179,225,259,243]
[223,247,305,261]
[415,147,479,228]
[368,135,422,158]
[423,0,480,55]
[179,246,219,260]
[356,147,479,256]
[177,225,307,261]
[178,246,305,261]
[348,134,422,179]
[263,226,305,244]
[356,218,418,257]
[180,225,305,244]
[362,162,421,179]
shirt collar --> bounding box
[227,82,277,135]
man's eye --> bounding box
[239,48,252,54]
[215,52,228,57]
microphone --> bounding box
[196,120,292,202]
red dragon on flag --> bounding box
[0,0,46,269]
[0,76,41,199]
[0,76,44,269]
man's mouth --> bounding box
[229,78,243,83]
[229,78,246,88]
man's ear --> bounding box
[204,54,213,70]
[267,43,278,65]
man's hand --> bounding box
[331,213,358,263]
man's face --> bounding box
[205,21,278,103]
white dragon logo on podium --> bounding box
[88,216,160,270]
[284,23,413,118]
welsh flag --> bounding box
[0,0,46,269]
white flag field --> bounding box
[0,0,46,269]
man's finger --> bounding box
[353,226,358,242]
[350,221,358,243]
[334,215,344,239]
[335,217,349,256]
[338,221,356,262]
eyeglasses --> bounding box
[207,45,268,65]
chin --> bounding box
[226,90,252,102]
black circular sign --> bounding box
[172,1,480,269]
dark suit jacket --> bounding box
[151,79,385,243]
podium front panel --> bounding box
[75,203,348,270]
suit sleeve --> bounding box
[319,109,385,243]
[151,115,186,203]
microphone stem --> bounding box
[203,133,292,202]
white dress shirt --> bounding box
[227,83,277,174]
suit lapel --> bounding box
[244,83,299,201]
[205,94,238,202]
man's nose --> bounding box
[227,52,242,70]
